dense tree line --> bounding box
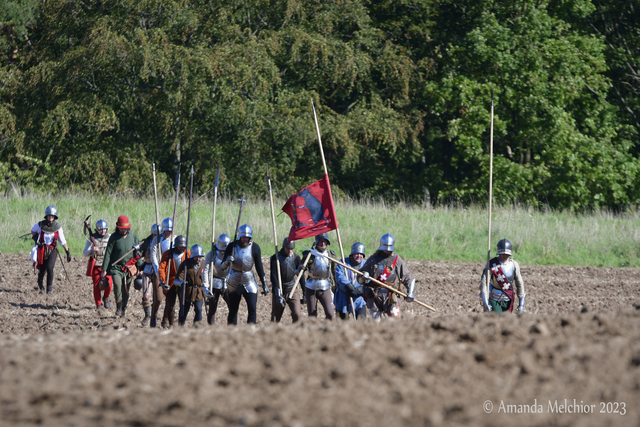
[1,0,638,209]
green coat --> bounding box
[102,231,140,276]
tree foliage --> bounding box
[0,0,638,210]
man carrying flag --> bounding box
[282,174,341,320]
[358,233,416,319]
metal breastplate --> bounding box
[210,251,229,279]
[306,253,331,291]
[501,260,514,281]
[228,243,257,293]
[94,234,110,267]
[161,237,173,253]
[231,243,254,272]
[279,253,298,285]
[173,253,183,271]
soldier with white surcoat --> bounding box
[358,233,416,319]
[270,237,306,323]
[221,224,268,324]
[301,233,336,321]
[31,205,72,295]
[83,219,112,309]
[479,239,526,314]
[202,234,231,324]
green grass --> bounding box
[4,192,640,267]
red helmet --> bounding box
[116,215,131,229]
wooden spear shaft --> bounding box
[267,166,284,300]
[152,163,162,272]
[485,90,494,288]
[287,249,312,300]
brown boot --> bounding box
[115,302,122,316]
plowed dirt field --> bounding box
[1,253,639,426]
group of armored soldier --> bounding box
[30,205,526,326]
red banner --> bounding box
[282,174,339,241]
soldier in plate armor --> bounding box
[270,237,306,323]
[358,233,416,319]
[83,219,112,310]
[202,234,231,325]
[334,242,367,320]
[149,217,176,327]
[301,233,336,320]
[175,244,207,326]
[221,224,269,325]
[31,205,72,295]
[158,235,190,328]
[479,239,526,314]
[136,223,160,325]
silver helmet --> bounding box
[175,235,187,248]
[44,205,58,220]
[497,239,512,256]
[190,244,204,258]
[315,233,330,246]
[151,223,161,234]
[238,224,253,239]
[283,237,295,249]
[216,234,231,251]
[378,233,395,251]
[96,219,108,231]
[350,242,365,257]
[162,217,173,232]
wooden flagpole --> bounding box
[311,99,356,320]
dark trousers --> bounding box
[207,289,228,325]
[179,298,203,324]
[37,249,57,292]
[271,288,302,323]
[339,306,367,320]
[162,286,178,326]
[305,288,335,320]
[227,291,258,325]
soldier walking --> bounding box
[480,239,526,314]
[358,234,416,319]
[175,244,206,326]
[270,237,305,323]
[101,215,141,318]
[149,217,176,327]
[301,233,336,320]
[137,223,160,325]
[221,224,269,324]
[83,219,112,309]
[31,205,72,295]
[158,235,189,328]
[334,242,367,320]
[202,234,231,324]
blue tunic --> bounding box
[334,257,366,314]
